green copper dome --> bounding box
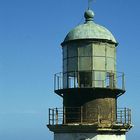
[62,9,117,44]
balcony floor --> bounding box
[47,123,132,133]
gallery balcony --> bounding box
[54,70,125,97]
[47,107,132,133]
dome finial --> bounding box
[85,0,95,22]
[84,9,94,22]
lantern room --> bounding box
[55,10,125,94]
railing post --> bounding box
[122,73,125,90]
[64,106,66,124]
[57,76,59,90]
[59,75,61,89]
[67,73,69,88]
[68,73,71,88]
[128,109,131,124]
[130,109,131,124]
[93,70,95,87]
[120,110,122,124]
[52,109,54,125]
[74,71,76,88]
[60,73,62,89]
[49,108,50,125]
[81,106,83,123]
[54,74,56,91]
[124,108,126,124]
[109,72,114,89]
[56,108,58,125]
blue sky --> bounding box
[0,0,139,140]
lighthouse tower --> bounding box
[47,8,132,140]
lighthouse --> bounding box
[47,7,132,140]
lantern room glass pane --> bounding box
[106,45,115,58]
[78,44,92,57]
[68,57,78,71]
[63,46,67,59]
[93,44,105,56]
[78,57,92,71]
[68,45,77,57]
[63,59,67,72]
[106,58,115,71]
[93,57,105,70]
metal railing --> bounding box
[48,107,131,126]
[54,70,125,91]
[117,108,131,125]
[48,108,63,125]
